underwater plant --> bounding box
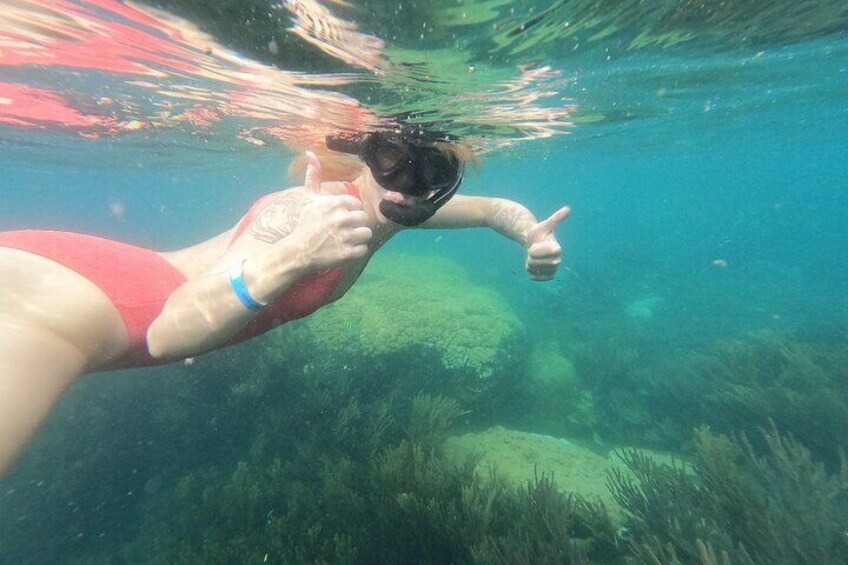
[609,424,848,565]
[693,334,848,468]
[408,392,469,451]
[469,471,621,565]
[104,387,621,565]
[566,332,660,446]
[0,364,210,564]
[572,331,848,463]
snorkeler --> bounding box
[0,130,569,477]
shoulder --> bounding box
[234,188,305,245]
[253,181,348,210]
[232,182,345,243]
[253,186,307,209]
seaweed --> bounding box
[471,471,620,565]
[609,424,848,565]
[694,335,848,467]
[408,392,469,451]
[105,389,620,565]
[585,332,848,462]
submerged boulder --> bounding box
[444,426,690,521]
[286,253,525,402]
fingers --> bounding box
[348,243,370,260]
[523,206,569,280]
[347,225,373,246]
[527,205,570,243]
[330,208,372,256]
[526,240,562,281]
[538,206,571,236]
[525,261,560,281]
[335,194,364,211]
[528,239,561,259]
[336,224,371,261]
[526,259,560,281]
[304,151,322,194]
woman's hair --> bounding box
[288,148,363,183]
[288,137,479,184]
[434,141,478,168]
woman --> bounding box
[0,131,569,477]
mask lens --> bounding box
[367,136,408,173]
[359,133,462,197]
[419,150,459,190]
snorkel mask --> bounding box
[326,131,464,226]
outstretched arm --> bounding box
[147,153,372,360]
[421,195,570,281]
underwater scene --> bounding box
[1,0,847,563]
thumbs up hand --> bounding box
[523,206,570,281]
[303,151,323,195]
[289,152,373,272]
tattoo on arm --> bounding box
[491,200,533,244]
[249,192,307,244]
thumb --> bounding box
[528,206,570,242]
[304,151,322,194]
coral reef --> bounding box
[299,254,524,381]
[693,334,848,467]
[0,365,204,563]
[253,253,527,416]
[11,321,848,565]
[568,331,848,465]
[7,243,846,565]
[469,472,619,565]
[568,332,658,445]
[517,339,597,437]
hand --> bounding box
[524,206,570,281]
[293,152,373,271]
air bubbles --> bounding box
[108,200,126,221]
[711,258,728,269]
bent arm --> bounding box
[146,241,308,360]
[146,156,371,360]
[420,195,539,245]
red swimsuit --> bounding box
[0,185,358,369]
[0,230,187,369]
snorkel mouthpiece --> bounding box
[325,130,464,226]
[378,199,439,226]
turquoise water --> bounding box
[1,1,847,563]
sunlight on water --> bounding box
[0,0,380,151]
[0,0,577,155]
[2,0,846,161]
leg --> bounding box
[0,321,86,478]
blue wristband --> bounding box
[228,260,265,312]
